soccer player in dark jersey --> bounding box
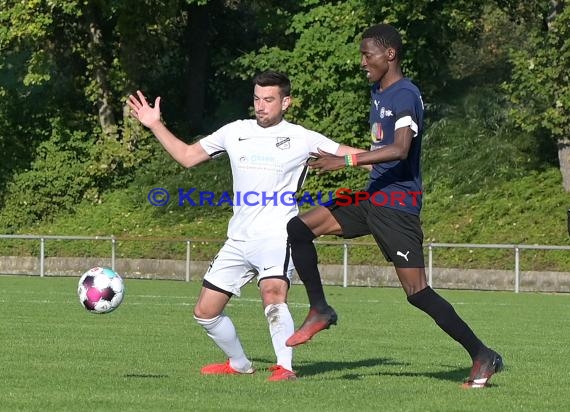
[285,23,503,388]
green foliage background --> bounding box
[0,0,569,271]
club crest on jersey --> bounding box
[276,137,291,150]
[371,122,383,143]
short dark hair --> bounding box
[362,24,403,61]
[253,71,291,97]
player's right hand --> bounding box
[308,148,345,172]
[127,90,161,129]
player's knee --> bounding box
[287,216,316,243]
[193,313,222,329]
[406,286,435,310]
[260,282,287,306]
[193,301,205,318]
[193,307,206,319]
[193,304,222,320]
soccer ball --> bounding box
[78,267,125,314]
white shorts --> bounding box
[203,237,294,297]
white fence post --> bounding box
[40,237,45,277]
[186,240,191,282]
[428,244,433,287]
[343,243,348,288]
[111,236,116,271]
[515,246,520,293]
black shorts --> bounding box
[328,195,424,268]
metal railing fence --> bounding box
[1,234,569,293]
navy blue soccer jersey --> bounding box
[366,78,424,215]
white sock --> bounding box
[265,303,294,371]
[194,314,252,372]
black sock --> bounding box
[407,287,485,360]
[287,217,328,310]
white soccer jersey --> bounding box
[199,119,340,241]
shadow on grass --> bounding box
[123,373,169,378]
[376,364,507,386]
[370,366,471,384]
[295,357,407,378]
[251,356,485,384]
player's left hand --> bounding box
[308,148,345,172]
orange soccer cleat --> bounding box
[200,360,255,375]
[286,306,338,347]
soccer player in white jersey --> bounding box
[127,71,365,381]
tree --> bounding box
[229,0,499,191]
[506,1,570,191]
[0,0,191,229]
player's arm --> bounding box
[335,145,367,156]
[309,127,413,172]
[127,90,210,168]
[334,145,372,171]
[349,126,413,165]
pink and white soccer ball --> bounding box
[78,267,125,314]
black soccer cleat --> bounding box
[462,348,504,388]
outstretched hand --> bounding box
[127,90,161,129]
[307,148,346,172]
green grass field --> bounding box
[1,275,569,411]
